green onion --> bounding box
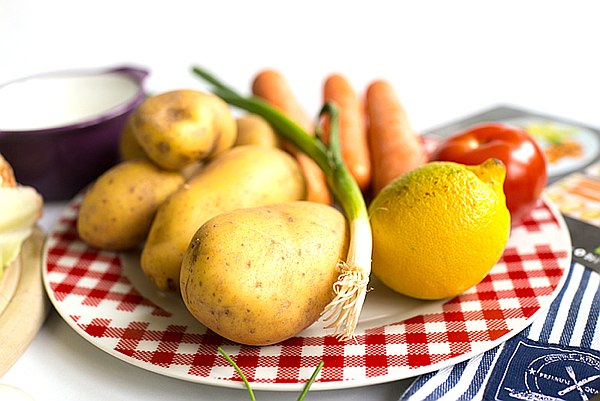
[193,66,372,340]
[218,347,324,400]
[218,347,256,401]
[297,361,325,401]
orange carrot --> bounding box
[322,74,371,192]
[252,69,332,205]
[366,80,426,196]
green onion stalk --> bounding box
[218,347,324,400]
[192,66,372,341]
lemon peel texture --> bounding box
[368,158,511,300]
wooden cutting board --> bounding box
[0,227,51,377]
[0,251,21,317]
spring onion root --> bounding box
[192,66,372,340]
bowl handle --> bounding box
[109,66,149,83]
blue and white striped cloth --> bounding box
[400,262,600,400]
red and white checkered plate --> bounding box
[42,193,572,391]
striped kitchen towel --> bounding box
[400,262,600,400]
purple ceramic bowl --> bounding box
[0,66,148,200]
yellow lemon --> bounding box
[368,158,511,300]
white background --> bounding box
[1,1,600,400]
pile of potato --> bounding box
[76,89,349,346]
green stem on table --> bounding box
[217,347,256,401]
[193,66,372,341]
[217,347,324,400]
[297,361,325,401]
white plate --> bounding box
[42,194,572,391]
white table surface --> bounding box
[1,1,600,400]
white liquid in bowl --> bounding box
[0,72,141,132]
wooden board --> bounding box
[0,255,21,317]
[0,227,51,377]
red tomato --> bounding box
[429,123,548,225]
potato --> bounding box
[234,114,281,148]
[141,146,307,292]
[131,89,237,170]
[119,115,150,162]
[77,160,185,251]
[180,201,349,346]
[178,161,204,181]
[120,116,204,181]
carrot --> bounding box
[322,74,371,192]
[252,69,332,205]
[365,80,426,196]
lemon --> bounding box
[368,158,511,300]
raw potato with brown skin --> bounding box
[77,160,185,251]
[120,115,205,181]
[131,90,237,170]
[119,115,150,162]
[180,201,349,346]
[234,114,281,148]
[141,146,307,292]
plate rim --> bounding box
[41,194,573,391]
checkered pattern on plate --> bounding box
[43,194,572,391]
